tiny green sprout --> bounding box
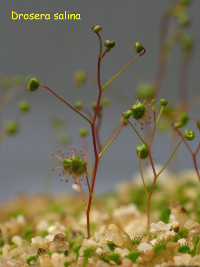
[8,244,17,252]
[131,102,146,120]
[104,39,115,52]
[102,97,109,106]
[73,244,82,263]
[92,25,102,33]
[126,251,140,263]
[173,228,189,242]
[136,83,155,99]
[74,70,87,86]
[5,121,18,136]
[184,129,195,141]
[124,110,132,120]
[154,241,166,255]
[75,100,83,110]
[18,101,30,112]
[134,42,143,54]
[26,255,38,266]
[79,128,88,137]
[83,248,93,267]
[27,78,39,92]
[108,253,120,265]
[136,144,148,159]
[160,98,168,107]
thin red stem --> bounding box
[86,49,106,238]
[39,84,91,124]
[193,155,200,182]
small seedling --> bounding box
[83,247,93,267]
[126,251,140,263]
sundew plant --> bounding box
[27,25,146,238]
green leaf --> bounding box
[173,228,189,242]
[126,251,140,263]
[178,245,190,254]
[73,244,82,263]
[64,260,71,267]
[154,241,166,254]
[108,253,120,265]
[26,255,38,266]
[108,241,116,251]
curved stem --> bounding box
[157,140,183,178]
[193,155,200,182]
[39,84,91,124]
[102,48,146,91]
[98,117,125,159]
[126,118,148,147]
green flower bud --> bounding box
[124,110,132,120]
[18,101,30,112]
[13,74,24,86]
[180,112,189,127]
[151,99,156,105]
[5,121,18,135]
[160,98,168,107]
[102,98,109,106]
[27,78,39,92]
[79,128,88,137]
[136,83,155,99]
[75,100,83,110]
[184,129,195,141]
[136,144,148,159]
[104,40,115,52]
[132,102,145,120]
[1,74,10,89]
[74,70,87,86]
[92,25,102,33]
[134,42,143,54]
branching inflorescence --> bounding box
[123,98,183,236]
[27,25,146,238]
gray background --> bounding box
[0,0,200,203]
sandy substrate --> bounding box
[0,169,200,266]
